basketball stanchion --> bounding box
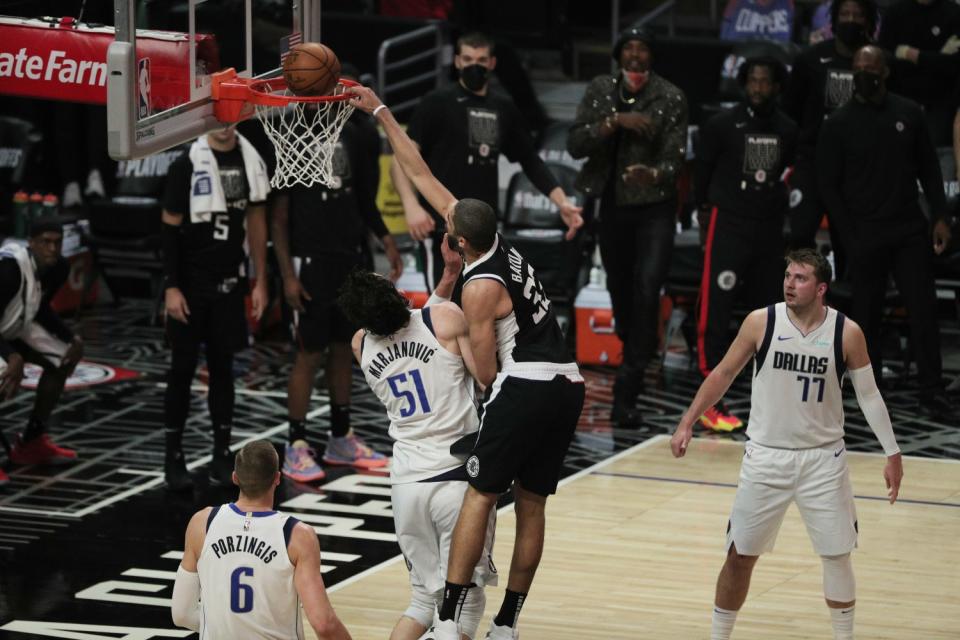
[210,68,358,189]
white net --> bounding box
[254,87,355,189]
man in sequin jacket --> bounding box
[568,27,688,427]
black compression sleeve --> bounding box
[161,221,182,289]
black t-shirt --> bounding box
[163,146,263,290]
[782,39,855,152]
[407,83,557,223]
[279,115,389,257]
[695,103,798,218]
[817,92,947,244]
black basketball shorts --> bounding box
[291,255,360,352]
[466,371,585,497]
[166,286,248,354]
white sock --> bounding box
[711,606,738,640]
[829,605,854,639]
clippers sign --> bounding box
[0,16,219,108]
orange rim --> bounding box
[247,76,359,106]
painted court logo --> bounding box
[466,455,480,478]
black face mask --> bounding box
[748,96,776,117]
[853,70,883,99]
[459,64,489,92]
[835,21,868,49]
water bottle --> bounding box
[41,193,59,217]
[28,192,44,219]
[12,191,29,237]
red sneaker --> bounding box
[0,468,9,485]
[10,434,77,465]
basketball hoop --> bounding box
[211,69,358,189]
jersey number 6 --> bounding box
[230,566,254,613]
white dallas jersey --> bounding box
[747,303,847,449]
[197,504,303,640]
[361,308,478,484]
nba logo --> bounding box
[138,58,152,119]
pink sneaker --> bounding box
[322,433,388,469]
[10,434,77,465]
[283,440,326,482]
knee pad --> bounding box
[457,587,487,640]
[402,583,435,629]
[821,553,856,602]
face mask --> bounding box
[749,96,775,117]
[853,70,882,99]
[835,21,868,49]
[459,64,489,92]
[622,69,649,91]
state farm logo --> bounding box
[0,48,107,86]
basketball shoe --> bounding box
[485,622,519,639]
[699,403,743,431]
[283,440,326,482]
[323,432,388,469]
[165,449,193,491]
[0,468,9,486]
[432,619,461,640]
[208,447,235,486]
[9,433,77,465]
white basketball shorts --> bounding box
[392,479,498,595]
[726,440,858,557]
[0,321,69,371]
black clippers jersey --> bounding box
[458,234,572,370]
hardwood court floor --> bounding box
[325,435,960,640]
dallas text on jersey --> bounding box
[772,351,829,376]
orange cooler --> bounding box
[574,283,623,366]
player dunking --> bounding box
[671,249,903,640]
[339,255,496,640]
[350,86,585,640]
[171,440,351,640]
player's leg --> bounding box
[432,480,495,640]
[696,210,750,430]
[322,339,387,469]
[795,444,859,640]
[8,330,76,465]
[163,314,201,490]
[283,257,327,482]
[713,443,796,639]
[485,373,584,639]
[284,345,326,482]
[204,288,248,485]
[391,482,438,640]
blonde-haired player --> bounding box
[171,440,351,639]
[671,248,903,640]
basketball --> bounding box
[282,42,341,96]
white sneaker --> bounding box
[433,619,461,640]
[485,622,518,639]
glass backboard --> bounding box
[107,0,320,160]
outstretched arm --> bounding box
[843,319,902,504]
[670,309,766,457]
[351,87,458,224]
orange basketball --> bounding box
[282,42,341,96]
